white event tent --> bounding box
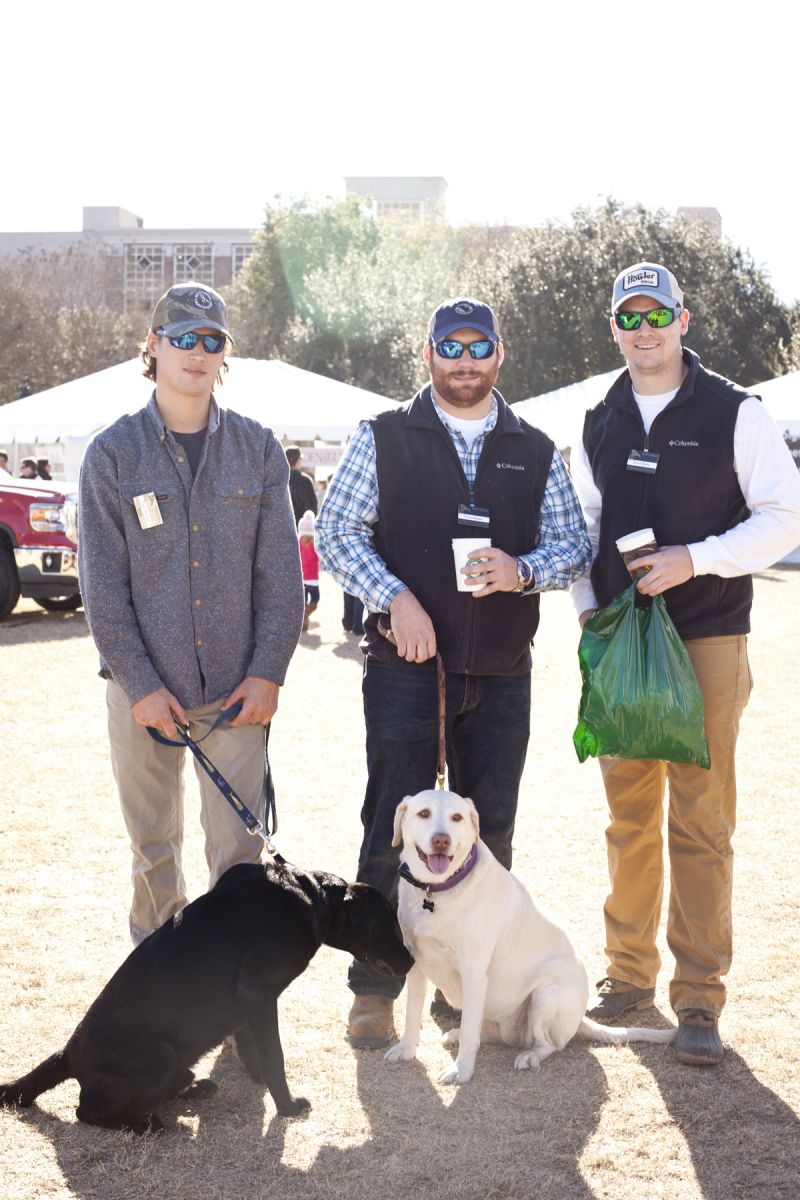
[0,357,396,478]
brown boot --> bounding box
[347,994,395,1048]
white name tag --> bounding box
[133,492,164,529]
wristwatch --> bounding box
[512,557,533,593]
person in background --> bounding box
[19,458,37,479]
[37,459,53,480]
[286,445,318,526]
[298,509,320,632]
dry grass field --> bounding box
[1,570,798,1200]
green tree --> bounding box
[464,199,793,400]
[229,197,463,398]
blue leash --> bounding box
[146,702,278,851]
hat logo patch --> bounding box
[454,302,474,315]
[623,269,659,291]
[193,289,214,310]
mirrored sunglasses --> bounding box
[434,338,496,361]
[161,330,227,353]
[613,307,679,332]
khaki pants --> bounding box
[599,634,752,1016]
[106,680,266,945]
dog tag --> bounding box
[423,898,435,912]
[133,492,164,530]
[626,449,660,475]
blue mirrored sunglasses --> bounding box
[160,329,227,353]
[434,337,496,361]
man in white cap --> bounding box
[79,282,303,944]
[571,262,800,1065]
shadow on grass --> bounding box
[0,608,90,645]
[632,1043,800,1199]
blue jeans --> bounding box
[348,656,531,996]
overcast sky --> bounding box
[4,2,798,304]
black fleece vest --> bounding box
[584,349,753,639]
[363,386,554,675]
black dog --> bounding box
[0,861,413,1133]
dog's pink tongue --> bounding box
[426,853,450,875]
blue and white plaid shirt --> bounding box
[317,393,591,612]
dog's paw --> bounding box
[278,1096,311,1118]
[441,1027,461,1047]
[514,1050,542,1071]
[384,1040,417,1063]
[438,1061,474,1085]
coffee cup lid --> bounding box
[615,528,656,553]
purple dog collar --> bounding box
[398,843,479,911]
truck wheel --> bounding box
[0,545,21,620]
[35,593,84,613]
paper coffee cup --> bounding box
[452,537,492,592]
[616,528,658,579]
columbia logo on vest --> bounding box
[496,462,525,470]
[669,440,699,447]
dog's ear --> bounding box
[464,797,480,839]
[391,799,409,847]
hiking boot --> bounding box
[587,977,656,1022]
[347,994,395,1048]
[676,1009,724,1066]
[430,988,460,1019]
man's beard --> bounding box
[429,358,500,410]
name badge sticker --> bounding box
[457,503,491,528]
[626,449,660,475]
[133,492,164,529]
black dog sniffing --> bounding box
[0,862,413,1133]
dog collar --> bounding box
[398,843,479,911]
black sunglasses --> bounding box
[159,329,227,353]
[613,307,680,332]
[433,337,496,361]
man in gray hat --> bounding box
[79,282,303,944]
[317,297,591,1046]
[571,261,800,1065]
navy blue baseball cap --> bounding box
[428,298,501,343]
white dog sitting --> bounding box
[385,789,676,1085]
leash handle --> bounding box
[145,702,277,844]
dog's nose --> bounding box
[431,832,451,853]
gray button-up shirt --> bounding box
[79,393,304,709]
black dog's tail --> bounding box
[0,1051,71,1107]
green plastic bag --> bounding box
[573,584,710,768]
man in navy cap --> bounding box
[317,298,591,1046]
[571,262,800,1065]
[79,282,303,945]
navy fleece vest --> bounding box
[363,386,554,675]
[584,349,753,639]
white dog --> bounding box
[385,789,676,1084]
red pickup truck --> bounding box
[0,474,81,619]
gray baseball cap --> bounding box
[151,282,233,341]
[611,262,684,313]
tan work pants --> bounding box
[106,680,266,945]
[599,634,752,1016]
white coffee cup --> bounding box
[452,537,492,592]
[615,527,658,579]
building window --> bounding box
[124,245,164,312]
[232,244,254,277]
[174,244,214,284]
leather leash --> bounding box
[378,616,447,790]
